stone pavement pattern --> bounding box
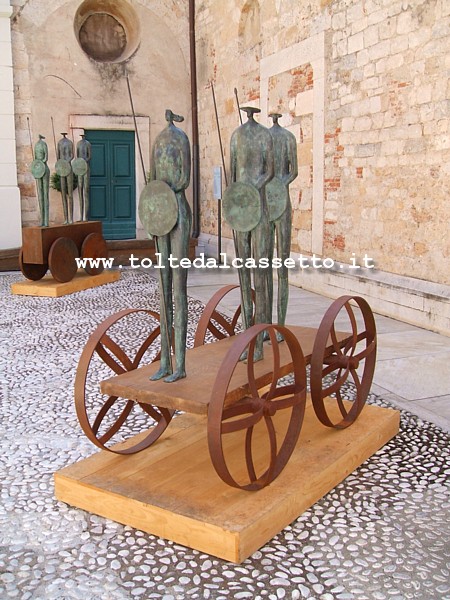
[0,269,449,600]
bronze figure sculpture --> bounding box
[146,109,192,383]
[267,113,298,338]
[56,133,74,224]
[74,134,91,221]
[229,106,274,360]
[31,134,50,227]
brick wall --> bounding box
[196,0,450,287]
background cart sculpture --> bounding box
[19,221,108,283]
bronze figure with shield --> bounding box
[227,106,274,360]
[267,112,298,338]
[74,134,91,222]
[31,134,50,227]
[56,133,74,224]
[139,109,192,382]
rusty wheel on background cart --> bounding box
[48,237,78,282]
[75,309,174,454]
[208,323,307,490]
[194,284,254,347]
[81,232,108,276]
[310,295,377,429]
[19,249,48,281]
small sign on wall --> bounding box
[213,166,222,200]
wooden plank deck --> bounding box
[55,396,400,563]
[100,326,350,414]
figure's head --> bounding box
[80,134,85,139]
[38,134,45,140]
[269,112,282,124]
[240,106,261,121]
[61,132,68,138]
[165,109,184,124]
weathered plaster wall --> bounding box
[0,0,21,249]
[196,0,450,290]
[11,0,191,229]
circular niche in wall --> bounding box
[74,0,140,63]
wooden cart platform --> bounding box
[100,325,340,414]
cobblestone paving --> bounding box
[0,270,449,600]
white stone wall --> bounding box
[11,0,191,229]
[195,0,450,333]
[0,0,21,249]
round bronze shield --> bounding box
[222,182,261,232]
[266,176,289,222]
[31,159,45,179]
[139,180,178,237]
[55,159,72,177]
[72,157,88,176]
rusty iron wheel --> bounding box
[75,309,174,454]
[48,237,78,282]
[310,295,377,429]
[81,232,108,275]
[194,284,255,347]
[18,249,48,281]
[208,323,307,491]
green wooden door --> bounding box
[85,130,136,239]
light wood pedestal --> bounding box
[54,397,400,563]
[11,270,120,297]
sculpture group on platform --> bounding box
[137,104,298,382]
[31,131,92,226]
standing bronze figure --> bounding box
[31,134,50,227]
[228,106,274,360]
[75,134,91,221]
[147,109,192,383]
[56,133,74,224]
[267,113,298,337]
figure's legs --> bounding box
[252,213,270,361]
[150,234,174,381]
[36,179,45,227]
[84,174,90,221]
[61,177,68,224]
[267,222,275,324]
[42,169,50,227]
[78,176,84,222]
[235,231,252,330]
[67,172,74,224]
[275,203,292,341]
[164,195,192,383]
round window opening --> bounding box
[74,0,140,63]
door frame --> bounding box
[70,114,151,240]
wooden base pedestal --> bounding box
[54,398,400,563]
[11,270,120,297]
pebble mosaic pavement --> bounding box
[0,269,449,600]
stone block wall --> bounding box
[195,0,449,297]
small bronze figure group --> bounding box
[31,131,91,226]
[138,105,298,382]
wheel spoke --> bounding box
[95,400,134,444]
[310,295,377,428]
[208,323,306,490]
[75,309,173,454]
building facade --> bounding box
[5,0,450,333]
